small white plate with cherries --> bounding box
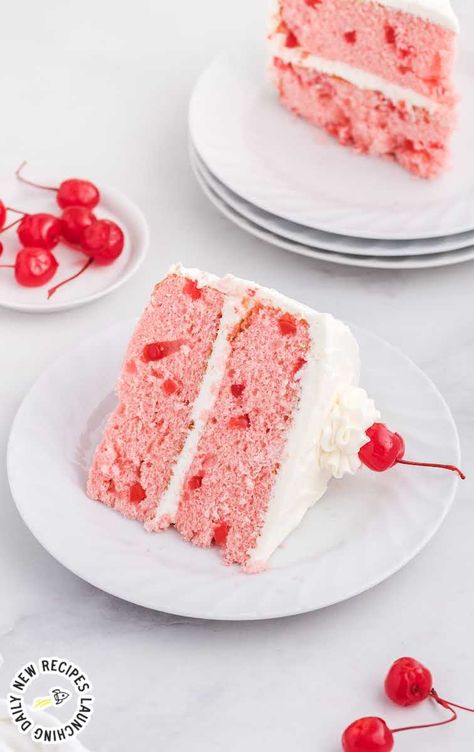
[0,163,149,313]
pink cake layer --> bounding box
[87,275,224,521]
[279,0,457,104]
[173,305,311,567]
[274,58,455,178]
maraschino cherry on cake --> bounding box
[87,265,463,572]
[269,0,459,178]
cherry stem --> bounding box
[15,161,57,193]
[6,206,26,216]
[397,459,465,480]
[0,217,23,233]
[392,689,457,734]
[0,264,14,269]
[436,696,474,713]
[47,257,93,299]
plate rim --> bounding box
[191,153,474,271]
[6,318,462,620]
[191,144,474,258]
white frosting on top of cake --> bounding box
[269,31,440,112]
[374,0,459,32]
[164,264,376,567]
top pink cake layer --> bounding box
[279,0,457,104]
[87,275,224,522]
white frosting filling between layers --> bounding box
[147,294,245,527]
[162,265,377,566]
[269,31,439,112]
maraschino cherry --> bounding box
[60,206,96,245]
[359,423,465,479]
[17,213,61,250]
[385,657,474,714]
[0,199,6,229]
[385,657,432,707]
[342,717,394,752]
[16,161,100,210]
[81,219,124,264]
[0,247,58,287]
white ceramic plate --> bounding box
[192,156,474,270]
[189,15,474,241]
[7,319,461,620]
[191,144,474,258]
[0,173,149,313]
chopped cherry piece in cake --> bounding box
[213,522,229,546]
[228,414,250,429]
[231,383,245,398]
[188,475,203,490]
[143,340,184,362]
[183,278,202,300]
[304,0,322,5]
[344,30,357,44]
[385,24,396,44]
[278,313,298,336]
[129,482,146,503]
[285,31,299,48]
[162,378,179,395]
[292,357,306,375]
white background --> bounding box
[0,1,473,750]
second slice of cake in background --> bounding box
[269,0,459,178]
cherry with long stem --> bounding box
[48,257,93,298]
[359,423,465,479]
[16,161,100,210]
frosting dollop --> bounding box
[319,387,380,479]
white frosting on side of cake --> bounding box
[270,31,440,112]
[167,265,377,568]
[374,0,459,32]
[247,315,366,566]
[319,386,380,479]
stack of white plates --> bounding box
[188,26,474,270]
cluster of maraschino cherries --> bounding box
[0,162,124,298]
[342,656,474,750]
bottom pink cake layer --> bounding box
[174,305,311,567]
[273,58,456,178]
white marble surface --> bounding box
[0,1,473,750]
